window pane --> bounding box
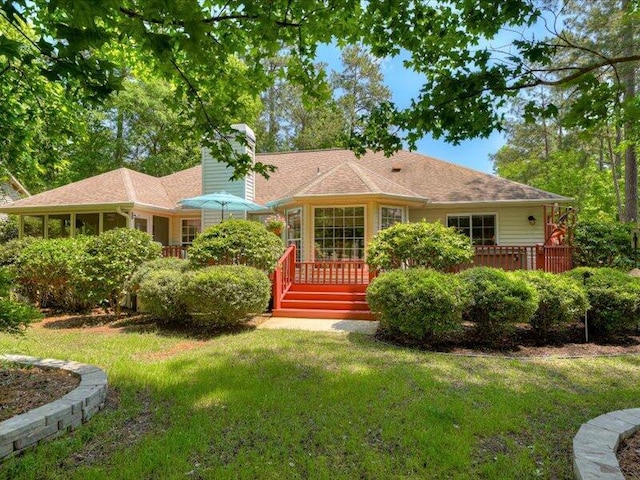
[314,206,365,260]
[181,219,201,245]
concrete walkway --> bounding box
[257,317,379,334]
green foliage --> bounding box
[188,219,284,272]
[13,237,93,311]
[0,266,41,334]
[367,269,468,341]
[573,218,635,269]
[138,269,189,323]
[83,228,162,309]
[366,221,474,271]
[181,265,270,326]
[458,267,538,341]
[565,267,640,334]
[127,257,190,293]
[0,237,36,266]
[513,270,588,337]
[0,216,19,243]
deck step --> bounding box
[284,291,367,301]
[280,299,370,310]
[287,283,368,293]
[272,308,376,320]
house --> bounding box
[0,172,29,222]
[0,124,572,319]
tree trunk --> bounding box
[607,134,624,219]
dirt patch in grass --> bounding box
[0,364,80,422]
[619,431,640,479]
[63,389,162,468]
[377,322,640,358]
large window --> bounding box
[380,206,404,230]
[447,214,496,245]
[23,215,44,238]
[181,219,201,246]
[75,213,99,236]
[103,212,127,232]
[314,207,365,260]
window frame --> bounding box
[379,205,406,231]
[446,212,499,246]
[181,218,201,246]
[312,205,367,261]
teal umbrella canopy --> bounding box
[178,191,265,220]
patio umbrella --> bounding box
[178,191,265,220]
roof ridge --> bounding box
[278,161,347,199]
[345,161,380,192]
[121,169,137,203]
[348,160,427,199]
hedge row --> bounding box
[367,266,605,343]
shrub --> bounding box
[127,257,190,293]
[188,219,284,272]
[0,215,19,243]
[0,266,41,335]
[573,219,635,269]
[0,237,36,266]
[457,267,538,341]
[13,237,93,311]
[565,267,640,334]
[513,270,588,337]
[138,269,189,323]
[367,269,468,341]
[366,220,474,272]
[181,265,270,326]
[83,228,162,310]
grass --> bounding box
[1,318,640,479]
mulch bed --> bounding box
[0,364,80,422]
[619,431,640,479]
[376,321,640,358]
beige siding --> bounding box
[409,205,546,245]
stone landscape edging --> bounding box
[0,354,108,461]
[573,408,640,479]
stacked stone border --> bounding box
[0,354,108,461]
[573,408,640,479]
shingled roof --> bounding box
[1,149,568,212]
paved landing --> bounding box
[257,317,379,334]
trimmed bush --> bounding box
[188,219,284,272]
[138,269,189,323]
[573,219,635,269]
[366,220,474,272]
[181,265,271,326]
[83,228,162,310]
[565,267,640,334]
[13,237,93,311]
[513,270,588,337]
[367,269,468,341]
[127,257,190,293]
[457,267,538,341]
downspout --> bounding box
[116,207,132,227]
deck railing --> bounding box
[295,260,374,285]
[537,245,573,273]
[272,244,296,310]
[454,244,573,273]
[162,245,188,259]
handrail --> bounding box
[272,244,296,310]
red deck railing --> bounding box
[272,244,296,310]
[295,261,374,284]
[162,246,188,259]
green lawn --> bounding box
[1,318,639,480]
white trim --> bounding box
[446,212,500,245]
[285,207,303,261]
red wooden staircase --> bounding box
[272,245,376,320]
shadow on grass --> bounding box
[41,311,258,341]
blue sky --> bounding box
[317,44,505,174]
